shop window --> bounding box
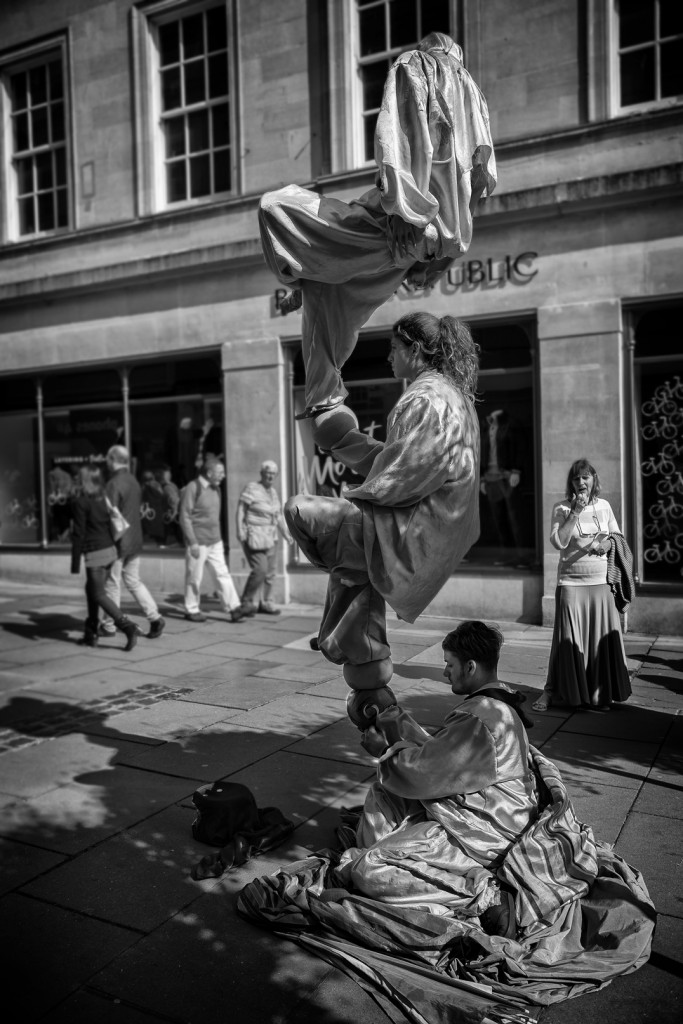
[0,40,71,242]
[0,414,40,544]
[290,320,538,572]
[469,322,537,570]
[328,0,452,170]
[615,0,683,111]
[132,0,238,214]
[632,306,683,587]
[292,335,402,500]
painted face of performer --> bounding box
[388,334,418,381]
[443,650,477,695]
[571,469,594,502]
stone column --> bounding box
[221,336,291,605]
[538,299,624,626]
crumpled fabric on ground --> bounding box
[236,748,654,1024]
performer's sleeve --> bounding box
[345,395,455,507]
[375,60,439,228]
[376,707,498,799]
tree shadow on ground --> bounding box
[0,691,392,1024]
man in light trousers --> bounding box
[179,458,245,623]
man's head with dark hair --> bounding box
[442,621,504,693]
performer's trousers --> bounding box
[284,494,390,669]
[259,185,409,409]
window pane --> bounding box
[38,191,55,231]
[190,153,210,197]
[208,52,228,98]
[55,147,67,185]
[390,0,417,48]
[161,67,182,111]
[50,101,65,142]
[56,187,68,227]
[14,111,29,151]
[364,113,376,162]
[11,70,28,110]
[661,39,683,97]
[360,4,386,56]
[420,0,450,37]
[206,5,228,52]
[48,59,63,99]
[16,157,33,194]
[188,109,209,152]
[29,64,47,105]
[159,20,180,67]
[212,102,230,146]
[0,414,41,546]
[621,47,656,104]
[165,115,186,157]
[619,0,654,48]
[32,105,49,146]
[639,366,683,584]
[184,60,206,105]
[167,160,187,202]
[362,61,387,111]
[213,149,230,192]
[36,151,53,190]
[661,0,683,37]
[18,196,35,235]
[183,13,205,59]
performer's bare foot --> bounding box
[279,288,302,314]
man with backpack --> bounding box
[179,458,245,623]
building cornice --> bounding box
[0,161,681,306]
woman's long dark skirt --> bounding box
[546,584,631,707]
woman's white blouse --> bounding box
[550,497,621,586]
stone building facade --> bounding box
[0,0,682,631]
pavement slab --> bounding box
[0,764,195,854]
[3,892,139,1022]
[117,721,297,781]
[0,583,681,1024]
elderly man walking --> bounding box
[236,460,292,616]
[179,458,245,623]
[101,445,166,639]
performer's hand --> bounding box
[388,215,418,262]
[360,726,388,757]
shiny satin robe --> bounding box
[258,42,495,409]
[346,369,480,623]
[337,693,538,915]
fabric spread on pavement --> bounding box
[237,747,654,1024]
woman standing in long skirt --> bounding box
[533,458,631,711]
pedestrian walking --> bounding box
[179,458,246,623]
[70,465,139,650]
[236,460,293,616]
[100,445,166,640]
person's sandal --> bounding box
[532,693,551,712]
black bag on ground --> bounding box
[191,781,261,846]
[190,780,295,880]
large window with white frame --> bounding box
[329,0,454,171]
[132,0,237,214]
[0,40,70,241]
[614,0,683,111]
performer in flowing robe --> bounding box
[336,622,536,927]
[238,623,654,1023]
[259,32,496,417]
[285,313,479,703]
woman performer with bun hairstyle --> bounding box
[285,313,480,724]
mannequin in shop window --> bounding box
[479,409,526,568]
